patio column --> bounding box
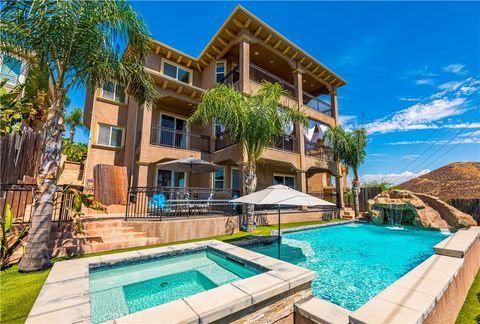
[293,67,304,106]
[138,101,153,162]
[294,68,307,186]
[137,163,149,187]
[335,163,345,209]
[330,86,339,125]
[239,35,251,94]
[296,171,308,193]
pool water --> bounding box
[248,223,448,311]
[89,250,262,323]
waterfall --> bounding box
[385,204,404,229]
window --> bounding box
[157,114,187,148]
[231,168,240,191]
[214,168,225,189]
[0,55,24,85]
[97,124,124,147]
[215,61,226,83]
[214,119,224,137]
[156,169,185,188]
[162,60,191,84]
[101,81,126,103]
[273,174,295,189]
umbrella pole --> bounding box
[277,204,281,260]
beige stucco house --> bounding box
[83,5,349,207]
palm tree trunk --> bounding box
[18,90,65,272]
[243,162,257,232]
[69,125,75,143]
[352,175,361,219]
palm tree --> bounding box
[188,82,306,231]
[1,0,157,272]
[324,126,367,218]
[65,108,86,143]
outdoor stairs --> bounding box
[341,207,355,220]
[50,218,162,257]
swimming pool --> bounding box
[89,249,263,323]
[247,223,448,311]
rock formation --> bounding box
[367,189,477,231]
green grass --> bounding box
[0,219,342,324]
[456,269,480,324]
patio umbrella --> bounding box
[156,157,222,186]
[231,185,335,259]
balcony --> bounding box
[151,126,210,153]
[304,141,334,161]
[270,134,299,153]
[214,131,236,151]
[222,65,333,118]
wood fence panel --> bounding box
[93,164,128,205]
[0,128,43,185]
[450,199,480,223]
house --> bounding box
[83,5,349,209]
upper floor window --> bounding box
[0,55,25,85]
[97,123,124,148]
[215,61,226,83]
[162,60,191,84]
[102,81,126,103]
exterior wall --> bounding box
[253,210,339,226]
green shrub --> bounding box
[63,139,88,163]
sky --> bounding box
[68,1,480,185]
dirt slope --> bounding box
[399,162,480,200]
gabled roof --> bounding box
[148,5,346,88]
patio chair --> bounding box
[148,193,166,215]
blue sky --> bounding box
[68,1,480,184]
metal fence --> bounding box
[250,64,296,97]
[304,142,334,161]
[125,187,241,220]
[303,92,332,116]
[270,134,299,153]
[0,184,81,226]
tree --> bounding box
[1,0,157,272]
[188,82,306,231]
[65,108,86,143]
[325,126,367,218]
[0,64,49,135]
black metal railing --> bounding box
[303,92,332,116]
[0,184,81,226]
[304,141,334,161]
[125,186,241,220]
[250,64,296,97]
[214,131,236,151]
[270,135,299,153]
[221,66,240,87]
[151,127,210,153]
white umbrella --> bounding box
[157,157,222,187]
[231,185,335,258]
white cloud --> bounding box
[443,123,480,129]
[399,97,421,102]
[402,154,420,160]
[338,115,356,125]
[416,79,434,85]
[365,98,465,134]
[443,64,466,74]
[361,169,430,185]
[438,80,463,90]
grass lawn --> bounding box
[456,269,480,324]
[0,219,342,324]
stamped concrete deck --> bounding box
[26,240,316,324]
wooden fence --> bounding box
[449,199,480,223]
[0,128,43,185]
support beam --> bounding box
[155,46,160,55]
[225,28,235,38]
[176,56,182,64]
[217,37,228,46]
[290,52,298,60]
[264,34,272,43]
[211,45,221,54]
[233,18,243,29]
[176,86,183,94]
[273,40,281,49]
[254,26,263,37]
[282,46,291,55]
[166,50,172,59]
[186,60,192,68]
[239,38,250,94]
[244,19,251,28]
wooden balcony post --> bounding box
[239,36,251,94]
[330,86,339,125]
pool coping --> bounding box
[26,240,316,324]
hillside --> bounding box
[399,162,480,200]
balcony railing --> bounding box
[249,64,296,97]
[214,131,236,151]
[220,66,239,87]
[303,92,332,116]
[270,134,299,153]
[151,126,210,153]
[304,141,334,161]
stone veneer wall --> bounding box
[225,283,312,324]
[424,235,480,324]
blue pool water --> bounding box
[89,250,262,323]
[248,223,448,311]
